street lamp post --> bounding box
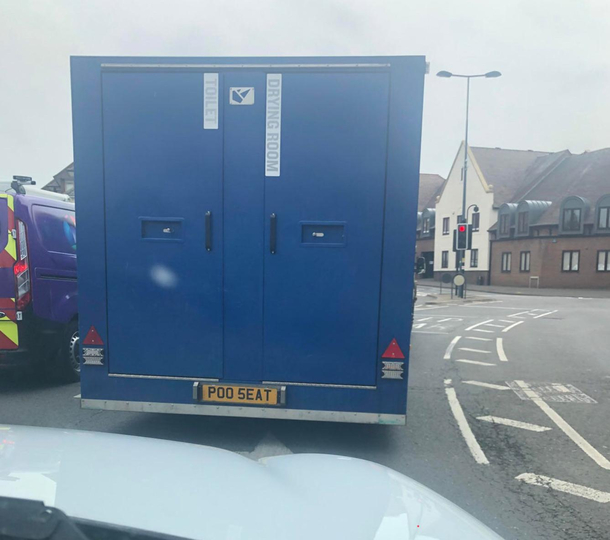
[437,69,501,296]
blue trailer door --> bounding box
[100,68,389,385]
[101,71,224,377]
[263,72,390,385]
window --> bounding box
[519,251,531,272]
[517,211,529,234]
[442,217,450,235]
[499,214,510,235]
[562,208,581,231]
[562,250,579,272]
[422,217,430,235]
[599,206,610,230]
[441,250,449,269]
[597,251,610,272]
[471,212,480,232]
[470,249,478,268]
[32,206,77,255]
[501,252,511,272]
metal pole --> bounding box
[463,77,470,224]
[457,77,471,298]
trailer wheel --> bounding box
[57,320,80,383]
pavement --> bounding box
[417,278,610,298]
[2,291,610,539]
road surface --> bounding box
[1,289,609,539]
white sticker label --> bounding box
[265,74,282,177]
[203,73,219,129]
[229,87,255,105]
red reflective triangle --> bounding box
[83,326,104,346]
[382,338,405,359]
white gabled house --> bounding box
[433,143,551,283]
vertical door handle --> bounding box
[270,213,277,254]
[205,211,212,252]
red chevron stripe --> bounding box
[0,331,18,350]
[0,299,15,309]
[0,250,15,268]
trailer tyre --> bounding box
[57,320,80,383]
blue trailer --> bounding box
[71,56,426,424]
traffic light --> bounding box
[456,223,469,250]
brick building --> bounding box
[490,148,610,288]
[416,173,445,278]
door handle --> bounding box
[205,211,212,252]
[270,213,277,254]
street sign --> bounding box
[453,274,466,287]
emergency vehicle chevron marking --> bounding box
[0,195,16,266]
[0,323,18,348]
[0,298,15,310]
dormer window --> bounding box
[559,196,588,234]
[422,217,430,234]
[600,207,609,229]
[517,211,529,234]
[499,214,510,235]
[562,208,581,231]
[597,195,610,230]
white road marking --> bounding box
[428,324,449,331]
[509,311,531,318]
[463,381,510,390]
[417,317,432,322]
[514,381,610,470]
[412,322,427,329]
[498,319,514,323]
[73,394,81,399]
[533,310,558,319]
[465,319,494,331]
[413,330,449,335]
[477,416,551,432]
[445,386,489,465]
[444,378,452,386]
[437,317,458,323]
[459,347,491,354]
[496,338,508,362]
[516,473,610,503]
[473,329,494,333]
[485,323,506,328]
[465,336,492,342]
[444,336,462,360]
[462,305,540,310]
[456,359,496,366]
[502,320,524,333]
[508,382,596,404]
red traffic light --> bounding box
[458,225,466,232]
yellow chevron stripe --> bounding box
[5,236,16,260]
[1,194,16,261]
[0,322,19,346]
[0,194,14,210]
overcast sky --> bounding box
[1,0,609,185]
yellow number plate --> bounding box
[200,384,282,406]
